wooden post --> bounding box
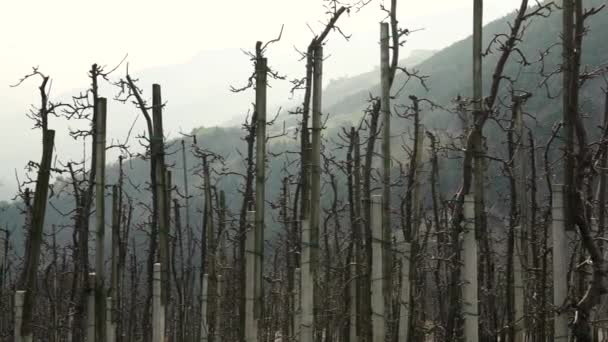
[153,263,164,342]
[181,139,191,241]
[552,186,569,341]
[201,273,209,342]
[514,97,527,342]
[562,0,574,233]
[255,56,267,321]
[95,98,107,342]
[111,184,120,341]
[513,226,525,342]
[245,211,258,342]
[0,230,5,291]
[310,44,323,338]
[67,315,73,342]
[87,273,96,342]
[293,267,301,341]
[300,219,313,342]
[380,22,393,309]
[14,290,25,342]
[106,296,115,342]
[215,274,223,342]
[472,0,485,289]
[398,240,411,342]
[153,84,170,314]
[370,194,385,342]
[473,0,483,107]
[462,195,479,342]
[349,261,358,342]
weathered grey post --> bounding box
[370,194,385,342]
[0,230,5,291]
[87,273,96,342]
[513,226,525,342]
[111,184,120,342]
[310,44,323,340]
[14,290,25,342]
[293,267,301,341]
[552,186,569,341]
[398,239,411,342]
[215,274,223,342]
[153,84,170,321]
[254,54,267,323]
[201,273,209,342]
[462,195,479,342]
[106,296,115,342]
[94,98,107,342]
[514,97,527,342]
[300,219,313,342]
[245,211,258,342]
[379,22,392,307]
[67,315,73,342]
[153,263,164,342]
[471,5,485,313]
[349,261,358,342]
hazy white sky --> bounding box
[0,0,524,199]
[0,0,522,93]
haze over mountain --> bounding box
[0,0,526,200]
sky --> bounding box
[0,0,524,199]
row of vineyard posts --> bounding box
[1,0,608,341]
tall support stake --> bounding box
[293,267,301,340]
[254,56,267,320]
[153,84,170,315]
[87,273,96,342]
[245,210,258,342]
[106,297,115,342]
[215,275,223,342]
[371,194,385,342]
[14,290,25,342]
[471,3,485,339]
[398,239,411,342]
[300,219,313,342]
[472,0,485,238]
[181,139,191,239]
[95,98,107,342]
[201,273,209,342]
[562,0,575,232]
[380,22,393,306]
[552,186,569,341]
[111,185,120,341]
[310,44,323,336]
[473,0,483,108]
[349,260,358,342]
[153,263,164,342]
[514,97,527,342]
[0,230,6,291]
[462,195,479,342]
[513,226,525,342]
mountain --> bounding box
[323,49,436,108]
[324,0,607,132]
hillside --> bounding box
[324,0,607,132]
